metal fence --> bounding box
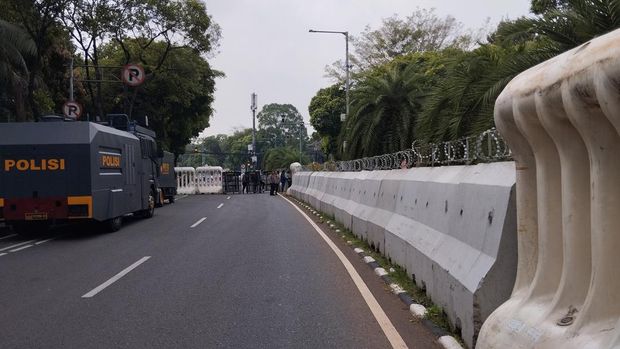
[302,128,511,172]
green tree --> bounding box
[62,0,221,118]
[263,147,308,170]
[530,0,569,14]
[199,134,227,166]
[342,54,436,158]
[308,84,345,158]
[1,0,72,121]
[257,103,308,151]
[325,8,483,81]
[221,128,254,171]
[0,20,37,122]
[98,40,218,155]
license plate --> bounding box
[25,213,48,221]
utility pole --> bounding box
[251,93,257,169]
[69,58,74,101]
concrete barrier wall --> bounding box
[477,27,620,349]
[289,162,517,348]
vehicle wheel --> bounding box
[168,195,175,204]
[141,191,155,218]
[105,216,123,232]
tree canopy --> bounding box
[310,0,618,161]
[257,103,308,150]
[308,84,345,158]
[0,0,221,157]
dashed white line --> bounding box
[227,196,231,200]
[217,203,224,209]
[191,217,207,228]
[0,253,7,257]
[0,240,36,252]
[0,234,17,241]
[82,256,151,298]
[35,238,55,245]
[10,244,33,252]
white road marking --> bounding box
[281,195,408,349]
[0,234,17,241]
[190,217,207,228]
[0,253,7,257]
[35,238,55,245]
[10,244,33,252]
[82,256,151,298]
[175,195,189,201]
[217,203,224,209]
[0,240,36,252]
[227,196,231,200]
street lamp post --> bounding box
[308,29,350,119]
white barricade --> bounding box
[175,167,197,195]
[195,166,223,194]
[477,28,620,349]
[290,163,517,348]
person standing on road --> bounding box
[242,172,249,194]
[268,171,276,196]
[280,170,287,192]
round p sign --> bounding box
[122,64,146,87]
[63,101,83,119]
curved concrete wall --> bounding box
[289,162,517,348]
[477,27,620,349]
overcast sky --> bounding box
[200,0,531,139]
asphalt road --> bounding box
[0,193,440,349]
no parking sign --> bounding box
[122,64,145,87]
[63,101,83,119]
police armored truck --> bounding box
[0,114,162,234]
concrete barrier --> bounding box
[289,162,517,348]
[476,28,620,349]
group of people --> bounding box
[241,171,262,194]
[239,169,291,195]
[267,170,291,196]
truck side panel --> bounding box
[89,126,144,221]
[0,144,91,221]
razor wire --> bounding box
[301,127,511,172]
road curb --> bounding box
[291,197,464,349]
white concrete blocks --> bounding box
[477,28,620,349]
[289,162,517,348]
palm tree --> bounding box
[0,20,37,121]
[263,147,305,170]
[342,62,425,159]
[416,42,556,143]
